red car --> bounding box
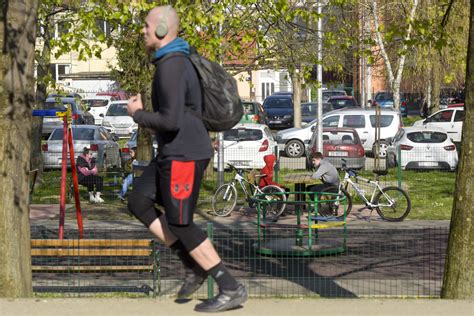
[307,127,366,169]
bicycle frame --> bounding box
[341,171,391,209]
[229,171,262,201]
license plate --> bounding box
[270,120,282,124]
[419,162,437,167]
[229,160,250,166]
[328,151,348,157]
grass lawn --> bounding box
[32,165,456,221]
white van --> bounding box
[313,108,402,156]
[413,107,464,143]
[277,108,402,158]
[80,95,113,125]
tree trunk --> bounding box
[441,0,474,299]
[0,0,38,297]
[31,16,54,173]
[137,86,153,161]
[290,68,302,129]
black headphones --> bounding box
[155,6,171,39]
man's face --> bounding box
[312,158,321,167]
[143,13,159,52]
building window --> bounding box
[95,19,113,36]
[49,64,71,81]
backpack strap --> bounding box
[153,52,203,120]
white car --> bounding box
[80,95,113,125]
[386,126,458,171]
[413,106,464,143]
[275,119,317,158]
[101,101,137,137]
[213,123,277,170]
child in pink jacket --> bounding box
[76,147,104,203]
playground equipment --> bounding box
[33,106,84,239]
[253,191,348,257]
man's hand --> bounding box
[128,93,144,117]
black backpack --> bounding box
[160,51,243,132]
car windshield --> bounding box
[51,128,96,141]
[375,93,393,101]
[264,98,292,108]
[323,131,358,145]
[224,128,263,141]
[81,99,109,108]
[242,102,256,114]
[44,101,74,111]
[329,99,355,108]
[323,91,346,100]
[301,103,316,116]
[106,103,128,116]
[406,131,448,143]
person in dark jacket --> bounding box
[126,5,246,313]
[76,147,104,203]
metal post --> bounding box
[217,132,224,187]
[316,0,323,153]
[207,223,215,299]
[397,145,402,188]
[274,145,279,183]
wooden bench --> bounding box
[31,239,160,296]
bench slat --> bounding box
[31,239,151,247]
[31,249,151,257]
[32,265,153,272]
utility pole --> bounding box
[316,0,323,153]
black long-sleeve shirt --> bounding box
[133,54,213,161]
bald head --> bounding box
[149,5,180,37]
[142,5,180,52]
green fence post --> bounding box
[274,145,279,183]
[207,222,214,299]
[397,145,402,188]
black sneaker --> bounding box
[177,272,206,299]
[194,284,247,313]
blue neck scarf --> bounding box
[153,37,190,60]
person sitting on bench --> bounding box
[306,151,340,195]
[77,147,104,203]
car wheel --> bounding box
[284,140,305,158]
[373,141,389,158]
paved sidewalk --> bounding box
[1,298,472,316]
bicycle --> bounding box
[319,160,411,222]
[211,163,287,219]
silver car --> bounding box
[42,125,121,170]
[101,101,137,137]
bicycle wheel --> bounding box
[318,186,352,219]
[374,186,411,222]
[212,184,237,217]
[260,185,287,220]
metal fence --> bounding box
[30,225,447,298]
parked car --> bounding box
[262,93,293,129]
[386,126,458,171]
[80,95,114,125]
[240,100,268,125]
[307,127,366,169]
[318,107,402,157]
[276,118,317,158]
[412,107,464,143]
[300,102,333,124]
[120,130,158,165]
[41,97,86,137]
[96,91,128,100]
[212,123,276,169]
[327,96,359,110]
[322,89,347,102]
[42,125,121,170]
[101,101,138,137]
[371,91,408,116]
